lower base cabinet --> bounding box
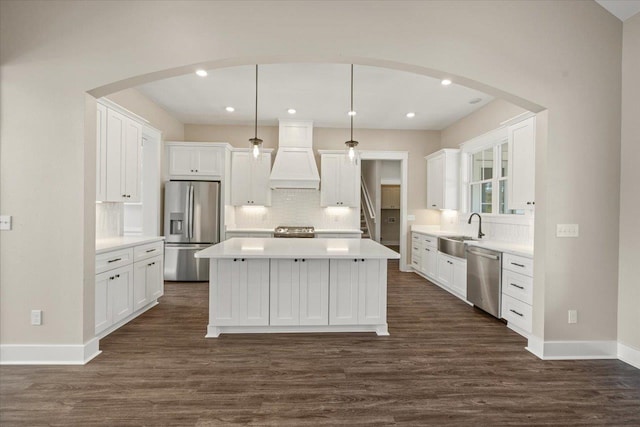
[95,241,164,337]
[329,259,386,325]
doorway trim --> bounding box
[360,150,409,272]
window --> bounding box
[467,140,522,215]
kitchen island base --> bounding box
[195,238,400,338]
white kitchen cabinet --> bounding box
[425,149,460,210]
[381,185,400,209]
[320,152,360,207]
[133,255,163,311]
[501,252,534,337]
[436,251,466,298]
[329,258,386,326]
[421,245,437,278]
[211,258,270,326]
[95,239,164,338]
[231,150,272,206]
[269,258,329,326]
[96,103,108,202]
[507,117,536,210]
[105,108,142,202]
[411,233,422,271]
[167,144,224,178]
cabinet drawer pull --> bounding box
[425,248,430,252]
[511,262,525,268]
[509,309,524,317]
[148,262,155,266]
[109,276,114,280]
[145,249,156,253]
[115,274,120,278]
[108,258,122,263]
[510,283,524,290]
[413,247,419,250]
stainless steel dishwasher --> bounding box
[466,246,502,318]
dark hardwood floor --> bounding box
[2,260,639,426]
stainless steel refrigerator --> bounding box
[164,181,220,281]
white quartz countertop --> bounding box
[96,236,164,254]
[225,228,362,234]
[195,238,400,259]
[411,225,533,258]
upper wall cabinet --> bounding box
[167,143,225,179]
[425,149,460,210]
[230,150,272,206]
[319,151,360,207]
[507,117,536,210]
[96,103,142,203]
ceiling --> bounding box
[596,0,640,21]
[137,64,493,131]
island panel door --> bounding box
[299,259,329,326]
[243,259,270,325]
[270,259,301,326]
[210,259,241,326]
[329,259,359,325]
[358,259,387,325]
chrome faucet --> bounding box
[468,213,485,239]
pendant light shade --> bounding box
[249,64,263,160]
[345,64,359,163]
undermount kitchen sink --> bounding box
[438,236,478,258]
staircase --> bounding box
[360,209,370,239]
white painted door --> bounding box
[358,259,386,325]
[338,156,359,207]
[426,154,444,209]
[96,103,108,202]
[147,256,163,300]
[95,271,112,335]
[194,147,223,176]
[451,258,467,299]
[242,259,270,325]
[320,155,341,206]
[122,117,142,202]
[133,261,148,311]
[211,259,240,326]
[270,259,301,326]
[110,265,133,324]
[329,259,359,325]
[422,246,437,278]
[105,108,125,201]
[168,146,195,176]
[299,259,329,325]
[508,117,536,210]
[436,252,453,289]
[251,153,272,206]
[231,151,253,206]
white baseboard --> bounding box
[526,339,617,360]
[618,342,640,369]
[0,337,101,365]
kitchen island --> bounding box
[195,238,400,337]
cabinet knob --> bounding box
[241,258,245,262]
[302,259,306,262]
[361,259,365,262]
[431,204,436,207]
[233,258,237,262]
[354,259,358,262]
[294,259,298,262]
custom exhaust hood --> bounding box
[269,120,320,189]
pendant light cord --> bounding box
[254,64,258,139]
[350,64,354,141]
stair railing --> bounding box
[361,177,376,239]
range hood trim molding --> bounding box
[269,120,320,190]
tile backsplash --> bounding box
[230,189,359,230]
[440,210,534,245]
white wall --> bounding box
[618,13,640,353]
[0,1,624,354]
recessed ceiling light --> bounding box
[469,98,482,105]
[287,108,297,114]
[225,106,235,112]
[406,112,416,118]
[441,79,452,86]
[348,110,357,116]
[196,69,208,77]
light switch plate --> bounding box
[556,224,579,237]
[31,310,42,326]
[0,215,11,231]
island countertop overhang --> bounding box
[195,237,400,260]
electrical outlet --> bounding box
[0,215,11,231]
[568,309,578,324]
[31,310,42,326]
[557,224,579,238]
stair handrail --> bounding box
[361,176,376,221]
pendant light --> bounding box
[345,64,359,163]
[249,64,263,160]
